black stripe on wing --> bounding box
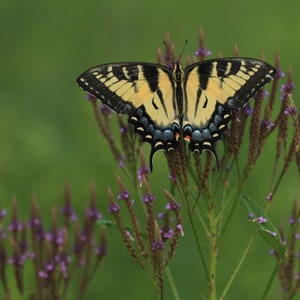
[77,63,136,114]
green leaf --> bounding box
[241,194,285,259]
[98,219,116,226]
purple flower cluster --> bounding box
[0,185,106,299]
[137,165,151,186]
[280,82,295,100]
[194,47,212,58]
[143,193,156,204]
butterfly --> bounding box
[77,58,277,170]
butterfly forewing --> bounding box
[77,63,176,126]
[184,58,276,127]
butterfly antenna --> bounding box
[178,40,188,62]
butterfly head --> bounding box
[172,62,185,83]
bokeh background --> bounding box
[1,0,299,299]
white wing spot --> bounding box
[122,67,132,80]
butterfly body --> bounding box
[77,58,276,170]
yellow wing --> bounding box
[77,62,179,170]
[77,63,176,127]
[77,58,277,169]
[183,58,277,151]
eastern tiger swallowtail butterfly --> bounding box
[77,58,277,170]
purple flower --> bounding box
[125,230,134,241]
[280,82,294,100]
[86,93,97,101]
[99,103,113,115]
[194,47,212,58]
[162,228,174,239]
[168,173,176,184]
[151,240,165,251]
[29,217,41,228]
[0,209,7,220]
[8,254,26,267]
[276,68,285,78]
[284,106,297,116]
[248,213,254,219]
[39,254,71,282]
[117,189,130,201]
[252,216,268,224]
[28,217,44,241]
[289,217,295,224]
[86,207,102,220]
[165,201,181,211]
[243,104,253,115]
[163,50,174,70]
[61,201,77,221]
[55,254,71,278]
[142,193,156,204]
[157,212,165,219]
[120,126,127,135]
[45,230,63,245]
[8,220,22,233]
[254,89,268,100]
[44,232,53,242]
[108,203,120,214]
[261,120,275,131]
[176,224,184,236]
[260,90,269,99]
[46,262,55,271]
[38,270,48,278]
[266,193,273,201]
[137,165,151,185]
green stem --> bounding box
[260,261,280,300]
[219,184,243,241]
[186,196,209,281]
[220,231,256,299]
[166,266,181,300]
[209,204,218,300]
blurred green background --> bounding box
[1,0,299,299]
